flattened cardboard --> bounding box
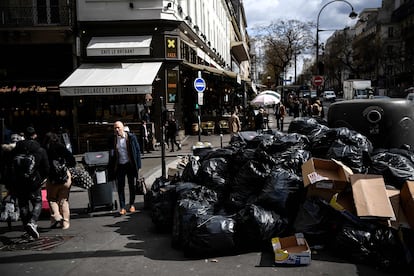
[401,180,414,229]
[271,233,311,265]
[350,174,395,220]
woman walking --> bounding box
[44,132,76,229]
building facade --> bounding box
[0,0,251,152]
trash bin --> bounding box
[327,98,414,149]
[83,151,116,212]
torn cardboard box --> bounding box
[302,158,353,201]
[271,233,311,265]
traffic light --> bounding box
[195,103,199,110]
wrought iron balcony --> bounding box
[0,5,73,27]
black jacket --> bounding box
[12,139,49,191]
[46,142,76,168]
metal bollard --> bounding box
[220,134,223,148]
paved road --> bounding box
[0,113,408,276]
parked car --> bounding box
[407,93,414,101]
[323,91,336,102]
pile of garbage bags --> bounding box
[146,117,414,271]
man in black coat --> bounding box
[10,127,49,240]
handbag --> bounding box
[135,177,147,195]
[69,164,94,189]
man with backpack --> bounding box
[10,127,49,240]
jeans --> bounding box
[116,162,136,209]
[17,188,42,226]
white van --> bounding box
[322,91,336,102]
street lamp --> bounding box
[316,0,358,75]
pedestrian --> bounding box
[140,119,152,154]
[275,102,286,131]
[311,100,323,118]
[111,121,142,215]
[254,107,265,133]
[9,127,49,240]
[228,108,241,137]
[167,117,181,152]
[43,132,76,229]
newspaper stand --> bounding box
[83,151,117,212]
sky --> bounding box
[242,0,383,77]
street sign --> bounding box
[194,77,206,93]
[197,92,204,105]
[313,75,324,86]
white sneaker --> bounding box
[25,222,40,239]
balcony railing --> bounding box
[0,5,72,27]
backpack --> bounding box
[12,151,38,184]
[50,158,69,184]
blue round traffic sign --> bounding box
[194,77,206,93]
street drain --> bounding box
[1,235,74,251]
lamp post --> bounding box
[316,0,357,75]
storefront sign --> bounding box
[60,85,151,96]
[167,69,178,103]
[165,36,178,59]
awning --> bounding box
[231,41,249,62]
[182,61,237,79]
[59,62,162,96]
[86,36,152,56]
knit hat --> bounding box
[25,126,36,137]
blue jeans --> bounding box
[115,162,136,209]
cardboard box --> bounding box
[302,158,353,201]
[271,233,311,265]
[401,180,414,229]
[350,174,395,220]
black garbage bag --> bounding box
[256,168,303,219]
[326,127,373,173]
[181,156,201,182]
[183,214,236,257]
[145,176,170,210]
[370,149,414,189]
[259,132,310,154]
[201,147,236,160]
[272,149,311,175]
[332,224,408,271]
[370,227,407,271]
[288,117,328,136]
[308,125,338,158]
[293,197,339,247]
[198,157,229,192]
[333,225,373,264]
[150,183,177,231]
[172,191,216,249]
[227,160,270,212]
[234,204,288,250]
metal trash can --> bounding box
[83,151,116,212]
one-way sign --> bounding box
[194,77,206,93]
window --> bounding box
[388,26,394,38]
[35,0,60,25]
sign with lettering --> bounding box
[165,36,178,59]
[60,85,152,96]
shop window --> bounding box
[35,0,60,25]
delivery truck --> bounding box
[343,79,372,100]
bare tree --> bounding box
[252,19,314,86]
